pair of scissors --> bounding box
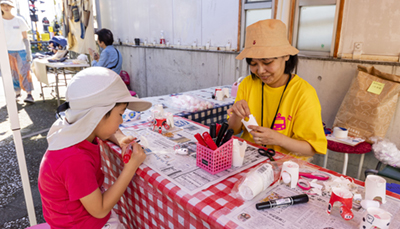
[297,172,330,190]
[258,148,275,161]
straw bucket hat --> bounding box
[236,19,299,60]
[47,67,152,150]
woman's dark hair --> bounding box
[95,28,114,46]
[105,103,128,118]
[246,55,298,79]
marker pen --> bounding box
[256,194,309,210]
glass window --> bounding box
[246,9,272,27]
[296,5,336,52]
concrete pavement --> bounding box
[0,72,68,228]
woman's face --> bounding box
[1,4,13,13]
[249,56,290,87]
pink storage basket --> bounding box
[196,139,233,175]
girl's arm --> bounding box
[80,142,146,218]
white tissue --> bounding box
[241,114,259,133]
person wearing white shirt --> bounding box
[1,0,35,103]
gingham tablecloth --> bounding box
[100,139,255,229]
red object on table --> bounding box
[123,144,133,164]
[327,140,372,154]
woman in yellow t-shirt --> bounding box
[227,19,327,160]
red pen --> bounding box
[123,139,142,164]
[123,144,133,164]
[202,132,218,150]
[216,123,221,136]
[194,133,208,147]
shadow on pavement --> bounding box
[0,98,63,228]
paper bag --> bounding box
[333,65,400,141]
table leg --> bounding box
[40,81,45,102]
[55,69,60,106]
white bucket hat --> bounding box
[47,67,152,150]
[0,0,15,7]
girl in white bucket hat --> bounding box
[228,19,327,160]
[38,67,152,228]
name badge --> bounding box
[13,26,20,29]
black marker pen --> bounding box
[256,194,309,210]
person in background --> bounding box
[227,19,327,161]
[1,0,35,103]
[89,28,122,74]
[39,67,152,228]
[46,35,67,55]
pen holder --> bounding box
[196,139,233,175]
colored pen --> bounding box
[123,144,133,164]
[123,139,141,164]
[194,133,208,147]
[215,122,229,146]
[220,129,234,146]
[210,123,217,139]
[216,123,221,135]
[202,132,218,150]
[256,194,309,210]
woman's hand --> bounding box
[227,99,251,119]
[250,125,283,147]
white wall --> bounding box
[98,0,239,48]
[339,0,400,57]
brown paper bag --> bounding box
[333,65,400,141]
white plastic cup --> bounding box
[239,164,274,200]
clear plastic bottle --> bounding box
[160,30,166,44]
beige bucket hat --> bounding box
[47,67,152,150]
[236,19,299,60]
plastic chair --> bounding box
[26,223,50,229]
[324,140,372,180]
[120,70,137,97]
[365,162,400,182]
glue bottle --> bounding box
[160,30,166,44]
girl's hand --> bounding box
[227,99,251,119]
[250,125,283,147]
[94,53,100,61]
[124,142,146,169]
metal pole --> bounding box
[0,15,37,226]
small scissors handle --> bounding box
[258,148,275,161]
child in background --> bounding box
[38,67,152,228]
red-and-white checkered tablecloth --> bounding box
[100,137,265,229]
[99,123,400,229]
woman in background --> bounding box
[1,0,35,103]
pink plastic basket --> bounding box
[196,139,233,175]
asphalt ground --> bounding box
[0,72,68,228]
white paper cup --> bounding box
[280,161,299,189]
[365,175,386,204]
[359,207,392,229]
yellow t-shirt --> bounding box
[235,74,327,160]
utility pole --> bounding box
[28,0,41,49]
